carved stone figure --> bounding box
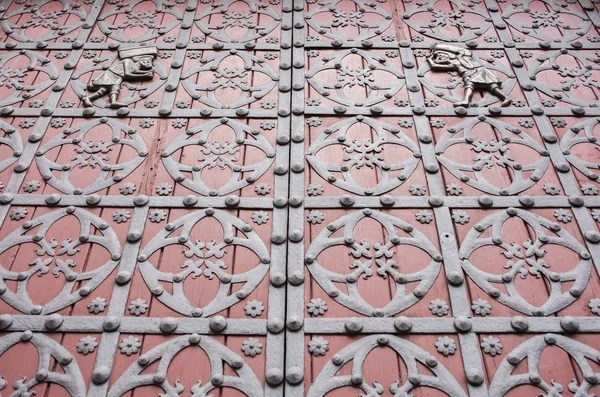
[81,46,157,108]
[427,43,511,107]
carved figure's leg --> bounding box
[454,87,473,107]
[108,85,127,109]
[490,86,512,107]
[82,87,107,107]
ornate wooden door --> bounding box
[1,0,600,396]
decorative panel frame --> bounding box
[0,0,600,396]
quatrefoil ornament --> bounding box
[35,118,148,195]
[305,210,443,317]
[195,0,281,43]
[0,207,122,315]
[138,209,270,317]
[181,50,279,109]
[502,0,592,44]
[459,208,592,316]
[0,50,58,107]
[0,0,88,42]
[0,332,86,396]
[308,335,467,397]
[304,0,393,43]
[108,334,262,397]
[0,120,24,174]
[528,50,600,108]
[307,116,422,195]
[97,0,184,43]
[560,117,600,181]
[306,48,405,107]
[162,118,275,196]
[435,117,550,195]
[490,335,600,397]
[403,0,493,42]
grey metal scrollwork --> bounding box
[138,208,270,317]
[459,208,592,316]
[108,334,262,397]
[0,332,86,397]
[162,117,275,196]
[305,209,443,317]
[435,116,550,195]
[307,116,422,195]
[489,334,600,397]
[307,334,467,397]
[181,50,279,109]
[35,118,148,195]
[304,0,392,43]
[0,207,122,315]
[306,48,405,107]
[195,0,281,43]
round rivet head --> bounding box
[447,271,464,286]
[454,107,468,116]
[0,314,12,330]
[127,230,142,243]
[380,195,394,206]
[419,134,432,144]
[210,374,224,386]
[426,357,438,367]
[268,318,284,334]
[182,195,198,206]
[288,271,304,285]
[266,368,284,386]
[271,231,287,244]
[225,195,240,207]
[159,317,178,333]
[287,316,303,331]
[560,316,579,332]
[188,333,201,344]
[86,194,101,206]
[20,330,33,341]
[115,270,131,285]
[45,194,61,205]
[585,374,600,385]
[555,162,570,173]
[429,197,443,207]
[478,196,493,207]
[340,195,355,206]
[0,194,14,205]
[351,374,364,385]
[78,286,91,296]
[466,368,484,386]
[454,316,472,332]
[288,195,303,207]
[129,195,147,207]
[568,196,584,207]
[511,316,529,332]
[530,374,542,384]
[569,286,583,297]
[544,334,557,344]
[270,271,286,287]
[394,316,412,332]
[585,231,600,244]
[44,313,63,330]
[405,375,421,386]
[507,354,520,365]
[153,374,166,384]
[345,318,363,333]
[92,366,111,384]
[210,315,227,332]
[519,196,534,207]
[103,316,120,331]
[332,354,344,365]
